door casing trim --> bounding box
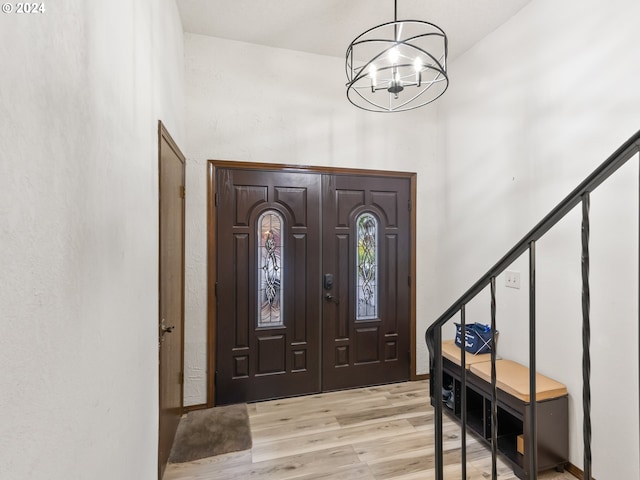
[206,160,417,408]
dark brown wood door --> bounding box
[216,169,322,405]
[321,174,411,391]
[158,124,185,478]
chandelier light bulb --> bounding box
[369,63,377,91]
[413,57,422,86]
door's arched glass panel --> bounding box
[356,212,378,320]
[258,211,284,328]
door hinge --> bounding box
[408,200,411,211]
[179,371,184,385]
[215,192,219,206]
[179,185,186,199]
[408,275,411,287]
[215,282,218,297]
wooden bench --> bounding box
[469,359,568,403]
[433,340,569,479]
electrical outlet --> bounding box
[505,271,520,289]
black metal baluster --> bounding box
[582,193,592,480]
[434,327,444,480]
[529,241,538,479]
[425,133,640,480]
[491,277,498,479]
[460,305,467,479]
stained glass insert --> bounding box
[258,211,284,328]
[356,212,378,320]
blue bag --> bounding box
[454,322,495,355]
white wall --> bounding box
[182,33,442,405]
[0,1,184,479]
[436,0,640,476]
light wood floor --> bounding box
[164,381,576,480]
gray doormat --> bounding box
[168,403,252,463]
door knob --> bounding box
[161,319,175,335]
[325,294,339,305]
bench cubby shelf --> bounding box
[431,342,569,479]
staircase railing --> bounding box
[425,129,640,480]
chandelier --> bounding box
[345,0,449,112]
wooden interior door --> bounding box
[158,123,185,478]
[215,168,322,405]
[321,174,411,391]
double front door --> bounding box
[214,166,411,404]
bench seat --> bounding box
[469,359,568,402]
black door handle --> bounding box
[325,294,339,304]
[161,318,175,335]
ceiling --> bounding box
[176,0,533,61]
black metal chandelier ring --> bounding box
[345,5,449,113]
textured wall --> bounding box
[182,33,442,405]
[435,0,640,476]
[0,1,184,479]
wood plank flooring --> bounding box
[163,381,576,480]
